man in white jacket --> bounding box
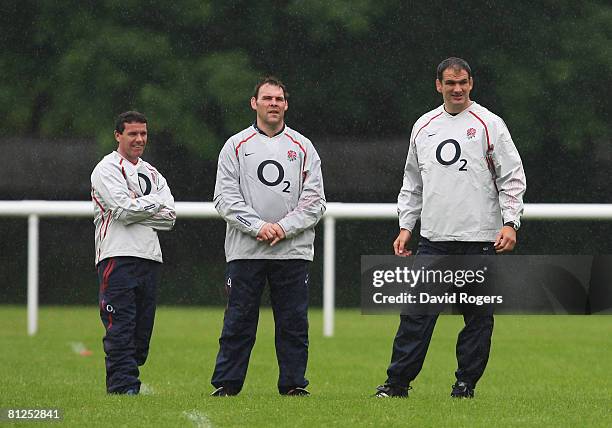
[91,111,175,395]
[211,77,326,396]
[375,58,526,399]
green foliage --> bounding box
[482,2,612,153]
[0,1,610,160]
[0,1,257,159]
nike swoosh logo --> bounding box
[245,152,255,156]
[427,133,437,137]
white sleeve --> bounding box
[492,122,526,227]
[92,163,165,225]
[138,172,176,231]
[213,141,265,237]
[277,146,326,238]
[397,126,423,231]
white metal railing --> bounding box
[2,201,612,336]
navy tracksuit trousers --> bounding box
[386,238,495,389]
[97,256,160,394]
[211,259,310,394]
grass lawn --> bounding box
[0,306,610,427]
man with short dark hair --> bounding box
[374,58,526,399]
[91,111,175,394]
[211,77,326,396]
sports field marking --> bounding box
[68,341,92,356]
[183,410,213,428]
[139,383,155,395]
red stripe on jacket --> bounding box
[413,111,444,142]
[234,132,257,158]
[284,132,307,177]
[468,110,498,191]
[92,188,108,248]
[91,191,105,213]
[102,212,111,239]
[468,110,491,151]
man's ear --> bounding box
[250,96,257,110]
[435,79,442,94]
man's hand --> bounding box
[257,223,278,242]
[257,223,286,246]
[269,223,286,246]
[155,207,176,221]
[393,229,412,256]
[494,226,516,253]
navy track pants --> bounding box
[211,259,310,394]
[386,238,495,389]
[97,256,160,394]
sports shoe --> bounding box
[283,387,310,396]
[450,381,474,398]
[374,384,410,398]
[107,388,139,395]
[210,386,239,397]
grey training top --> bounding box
[91,151,175,264]
[214,124,326,261]
[398,102,526,241]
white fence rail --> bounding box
[2,201,612,336]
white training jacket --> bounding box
[214,124,326,262]
[91,151,175,265]
[398,102,526,242]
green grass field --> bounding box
[1,306,611,427]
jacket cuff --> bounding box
[277,219,294,239]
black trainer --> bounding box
[374,384,410,398]
[210,386,239,397]
[109,387,139,395]
[450,381,474,398]
[283,387,310,396]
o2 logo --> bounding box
[138,173,152,195]
[257,160,291,193]
[435,139,467,171]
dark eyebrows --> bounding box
[261,95,285,101]
[444,78,470,85]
